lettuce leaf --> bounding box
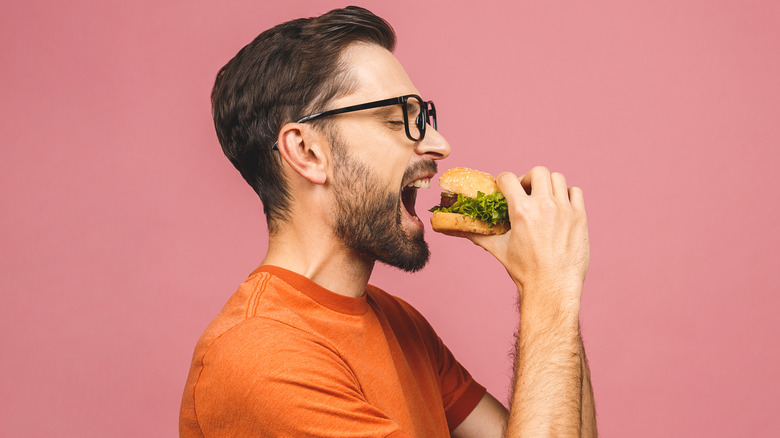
[429,190,509,227]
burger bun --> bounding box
[431,211,510,236]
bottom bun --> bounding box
[430,212,510,236]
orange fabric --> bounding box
[180,265,485,437]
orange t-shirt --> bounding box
[180,265,485,437]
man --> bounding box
[180,6,595,437]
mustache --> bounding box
[402,160,438,185]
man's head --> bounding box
[213,7,450,271]
[212,6,395,231]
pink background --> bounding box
[2,0,779,436]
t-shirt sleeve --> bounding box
[435,334,487,429]
[190,318,409,438]
[393,296,487,430]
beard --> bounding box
[330,135,433,273]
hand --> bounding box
[468,166,589,304]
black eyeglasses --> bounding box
[272,94,436,150]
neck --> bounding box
[262,220,374,298]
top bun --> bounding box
[438,167,499,198]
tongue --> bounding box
[402,188,418,217]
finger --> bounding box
[495,172,529,207]
[568,186,585,211]
[520,166,552,197]
[551,172,569,201]
[466,231,505,256]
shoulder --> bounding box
[197,269,335,354]
[202,316,347,377]
[192,317,359,414]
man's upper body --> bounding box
[181,6,595,437]
[179,265,486,437]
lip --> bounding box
[401,171,436,189]
[400,158,439,189]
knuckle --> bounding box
[540,197,558,212]
[510,198,529,213]
[575,211,588,228]
[542,197,556,208]
[496,172,516,184]
[510,198,534,217]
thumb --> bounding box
[466,232,503,255]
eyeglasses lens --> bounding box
[404,97,422,141]
[427,101,437,130]
[404,96,437,141]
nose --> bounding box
[415,125,450,160]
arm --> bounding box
[508,283,583,436]
[454,337,596,438]
[455,166,595,437]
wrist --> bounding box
[516,282,582,322]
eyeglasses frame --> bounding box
[272,94,436,150]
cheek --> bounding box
[387,155,412,188]
[337,121,413,186]
[360,150,410,187]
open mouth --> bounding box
[402,178,431,220]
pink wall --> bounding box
[2,0,779,436]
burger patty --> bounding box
[439,192,457,208]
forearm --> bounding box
[464,167,592,437]
[505,289,583,437]
[580,333,597,437]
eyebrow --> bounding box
[371,105,402,119]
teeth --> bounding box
[406,178,430,189]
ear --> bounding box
[276,123,328,185]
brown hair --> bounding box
[211,6,396,231]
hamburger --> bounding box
[429,167,510,235]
